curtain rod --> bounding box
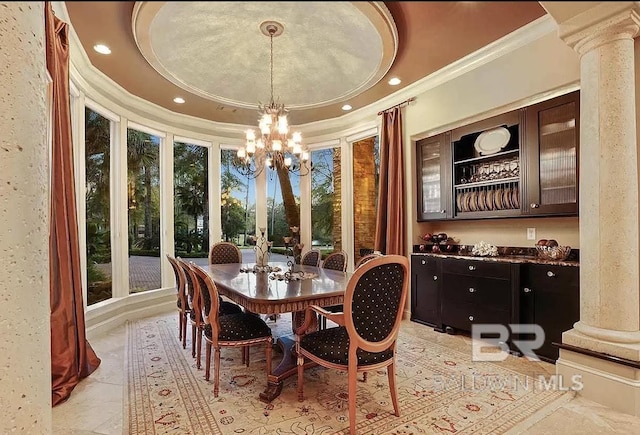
[378,97,416,115]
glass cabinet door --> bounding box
[525,91,579,215]
[416,132,451,220]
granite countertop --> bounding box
[412,245,579,267]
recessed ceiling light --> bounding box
[93,44,111,55]
[342,104,352,111]
[388,77,401,86]
[173,97,185,104]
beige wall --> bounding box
[404,30,581,248]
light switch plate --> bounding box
[527,228,536,240]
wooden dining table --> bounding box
[203,261,350,402]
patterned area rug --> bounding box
[125,313,574,434]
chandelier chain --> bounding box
[270,31,274,103]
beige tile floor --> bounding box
[52,311,640,434]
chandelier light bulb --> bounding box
[261,113,272,125]
[246,129,256,141]
[256,139,265,149]
[265,157,272,167]
[284,157,292,167]
[237,148,246,158]
[292,132,302,143]
[292,144,302,155]
[301,151,309,161]
[272,140,282,151]
[246,142,256,154]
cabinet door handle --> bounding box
[530,203,540,208]
[547,271,556,277]
[523,287,532,293]
[433,275,438,281]
[468,265,476,271]
[440,209,446,214]
[421,259,426,265]
[468,315,474,321]
[468,287,476,293]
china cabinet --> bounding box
[523,90,579,215]
[416,131,452,220]
[451,110,524,219]
[415,91,579,221]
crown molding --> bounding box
[55,2,557,141]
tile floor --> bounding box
[52,311,640,434]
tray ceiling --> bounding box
[64,1,547,126]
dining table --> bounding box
[203,261,351,402]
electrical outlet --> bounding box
[527,228,536,241]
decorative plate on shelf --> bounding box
[474,127,511,155]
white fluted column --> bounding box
[563,7,640,354]
[553,3,640,417]
[0,2,51,433]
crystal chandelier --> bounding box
[235,21,310,178]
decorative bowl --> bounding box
[535,245,571,261]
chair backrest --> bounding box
[209,241,242,264]
[166,255,188,310]
[322,250,348,272]
[343,255,409,353]
[190,263,222,336]
[355,252,383,269]
[300,249,321,267]
[176,257,201,320]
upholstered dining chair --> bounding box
[300,249,322,267]
[190,262,273,397]
[320,250,348,330]
[167,255,190,349]
[295,255,409,435]
[322,250,348,272]
[176,256,243,369]
[209,241,242,264]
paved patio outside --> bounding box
[96,249,289,292]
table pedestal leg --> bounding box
[259,311,317,402]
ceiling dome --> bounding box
[132,1,398,110]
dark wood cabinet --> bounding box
[519,263,580,363]
[523,90,579,216]
[410,255,442,330]
[415,91,579,221]
[416,132,452,221]
[440,258,519,335]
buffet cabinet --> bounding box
[417,90,579,221]
[410,254,580,363]
[410,255,443,330]
[519,264,580,363]
[440,258,519,334]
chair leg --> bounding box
[213,347,221,397]
[182,315,187,349]
[191,323,196,358]
[348,361,358,435]
[387,361,400,417]
[196,326,203,369]
[205,340,212,381]
[245,345,250,367]
[297,352,304,402]
[178,312,182,341]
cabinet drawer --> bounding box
[442,273,511,309]
[443,258,511,279]
[442,301,511,332]
[523,264,579,290]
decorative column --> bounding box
[554,3,640,417]
[0,2,51,433]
